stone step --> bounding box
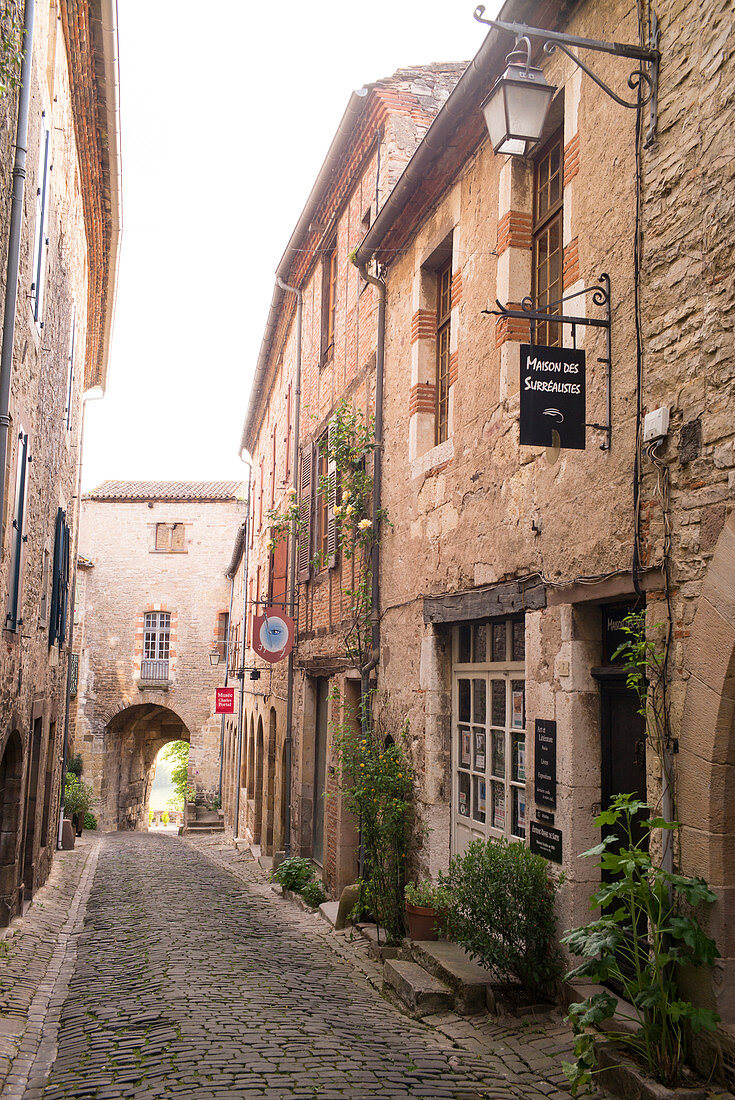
[194,810,221,824]
[383,959,453,1018]
[185,822,225,834]
[408,940,494,1015]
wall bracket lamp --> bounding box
[474,7,660,151]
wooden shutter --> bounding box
[297,445,313,582]
[270,536,288,608]
[6,430,30,630]
[285,384,292,482]
[155,523,170,550]
[171,523,185,551]
[49,507,68,646]
[327,422,338,570]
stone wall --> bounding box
[72,492,246,830]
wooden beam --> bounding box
[423,579,546,624]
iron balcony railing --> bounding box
[140,658,169,682]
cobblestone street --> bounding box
[1,834,591,1100]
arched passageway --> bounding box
[265,708,276,854]
[98,704,190,831]
[254,718,264,844]
[0,731,23,925]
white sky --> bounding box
[81,1,500,492]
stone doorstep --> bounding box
[563,980,642,1039]
[356,923,401,960]
[383,959,453,1018]
[318,901,340,928]
[595,1039,735,1100]
[407,940,496,1015]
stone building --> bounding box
[0,0,121,923]
[71,481,245,831]
[227,66,465,888]
[348,0,735,1065]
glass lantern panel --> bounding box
[504,76,554,142]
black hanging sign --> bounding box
[519,344,586,450]
[534,719,557,809]
[530,820,563,864]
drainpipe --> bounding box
[276,276,302,857]
[0,0,35,533]
[233,469,251,842]
[217,570,236,801]
[352,259,385,732]
[57,386,104,847]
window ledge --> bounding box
[138,679,171,692]
[411,437,454,481]
[150,549,187,554]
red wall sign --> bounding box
[215,687,235,714]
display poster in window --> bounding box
[492,784,506,830]
[519,344,586,450]
[458,788,469,817]
[534,719,557,808]
[474,729,486,772]
[477,778,486,817]
[529,820,563,864]
[460,728,471,768]
[512,689,525,729]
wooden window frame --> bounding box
[532,129,564,348]
[154,522,186,553]
[316,440,329,562]
[320,239,338,365]
[435,259,452,445]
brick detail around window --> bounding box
[409,382,436,416]
[563,238,580,289]
[496,211,533,256]
[451,269,463,308]
[563,133,580,186]
[448,351,459,387]
[411,309,436,343]
[495,305,531,348]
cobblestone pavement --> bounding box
[2,832,594,1100]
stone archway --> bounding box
[254,717,264,845]
[264,708,277,855]
[99,703,190,831]
[678,514,735,1023]
[0,731,23,926]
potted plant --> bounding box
[404,880,452,941]
[64,772,95,837]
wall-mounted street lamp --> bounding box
[209,648,221,666]
[474,7,660,151]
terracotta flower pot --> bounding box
[405,901,445,941]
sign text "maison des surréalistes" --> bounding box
[519,344,586,450]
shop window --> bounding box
[453,617,526,853]
[532,130,564,346]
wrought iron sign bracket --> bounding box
[482,274,612,450]
[474,9,660,146]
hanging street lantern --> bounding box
[480,37,556,156]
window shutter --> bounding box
[327,422,338,570]
[49,507,66,646]
[155,523,169,550]
[270,535,288,608]
[297,445,313,582]
[6,430,30,631]
[171,523,185,551]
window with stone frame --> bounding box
[532,129,564,347]
[154,523,186,552]
[142,611,170,680]
[435,258,452,445]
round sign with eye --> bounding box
[252,608,295,664]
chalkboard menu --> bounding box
[534,719,557,808]
[529,820,563,864]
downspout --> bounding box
[352,258,385,731]
[0,0,35,531]
[233,470,251,842]
[217,570,236,801]
[276,276,302,857]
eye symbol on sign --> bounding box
[542,407,564,423]
[259,615,289,653]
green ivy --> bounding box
[0,8,23,101]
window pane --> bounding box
[511,786,526,839]
[472,679,486,724]
[492,782,506,831]
[511,681,525,728]
[473,623,486,663]
[491,680,505,726]
[512,732,526,783]
[491,731,505,778]
[458,771,470,817]
[459,726,471,768]
[458,679,471,723]
[474,728,486,772]
[492,622,506,662]
[473,776,486,823]
[458,625,471,663]
[512,619,525,662]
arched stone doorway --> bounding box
[254,717,264,845]
[0,731,23,926]
[678,514,735,1024]
[99,703,190,831]
[264,708,276,854]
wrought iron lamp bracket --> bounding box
[474,8,660,146]
[482,275,613,450]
